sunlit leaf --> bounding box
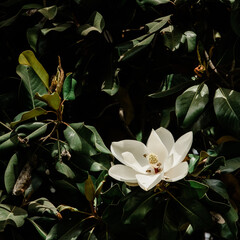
[10,108,48,128]
[78,11,105,36]
[16,65,48,109]
[38,5,57,20]
[19,50,49,89]
[35,92,61,111]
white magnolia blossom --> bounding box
[109,127,193,191]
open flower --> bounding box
[109,127,193,191]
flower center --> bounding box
[147,153,159,165]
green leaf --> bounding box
[46,218,95,240]
[27,25,42,52]
[10,108,48,128]
[149,74,193,98]
[0,132,19,153]
[187,180,209,199]
[35,92,61,111]
[27,218,48,240]
[117,15,170,62]
[122,190,157,224]
[4,153,19,194]
[184,31,197,52]
[220,205,238,240]
[63,73,77,100]
[64,123,110,156]
[0,204,28,232]
[188,154,200,174]
[85,175,95,202]
[28,198,59,218]
[220,157,240,173]
[78,11,105,36]
[41,22,72,35]
[38,5,57,20]
[214,88,240,136]
[204,179,229,200]
[0,4,42,28]
[176,83,209,128]
[16,64,48,109]
[162,25,183,51]
[55,162,76,179]
[19,50,49,89]
[16,122,48,141]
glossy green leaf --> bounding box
[85,175,95,202]
[46,218,95,240]
[176,83,209,128]
[214,88,240,136]
[64,123,110,156]
[41,22,72,35]
[16,122,48,141]
[16,65,48,109]
[136,0,170,7]
[78,11,105,36]
[184,31,197,52]
[204,179,229,200]
[38,5,57,20]
[10,108,48,128]
[28,197,59,218]
[0,132,19,152]
[35,92,61,111]
[117,15,170,62]
[220,205,238,240]
[146,200,178,240]
[4,153,19,194]
[19,50,49,89]
[27,218,47,240]
[0,204,28,232]
[63,73,77,100]
[162,25,183,51]
[122,190,156,224]
[149,74,193,98]
[188,154,200,174]
[187,180,209,199]
[55,162,76,179]
[220,157,240,173]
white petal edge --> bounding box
[108,164,138,183]
[122,152,151,174]
[136,172,164,191]
[164,161,189,182]
[111,140,149,166]
[155,127,175,155]
[146,129,168,165]
[171,131,193,167]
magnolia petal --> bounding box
[136,172,164,191]
[171,131,193,167]
[164,162,188,182]
[111,140,149,166]
[146,129,168,165]
[155,127,175,154]
[108,164,138,183]
[122,152,151,174]
[164,154,174,173]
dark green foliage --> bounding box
[0,0,240,239]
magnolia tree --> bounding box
[0,0,239,239]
